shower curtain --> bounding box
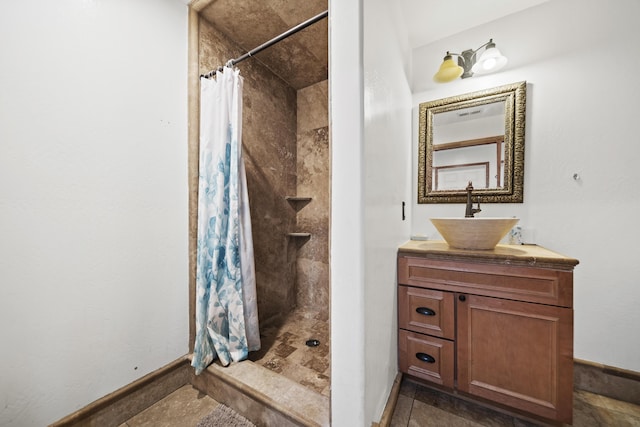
[192,66,260,375]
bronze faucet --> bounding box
[465,181,482,218]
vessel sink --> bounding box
[430,217,520,250]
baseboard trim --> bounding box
[574,358,640,405]
[372,372,403,427]
[575,358,640,382]
[49,356,191,426]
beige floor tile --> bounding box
[390,393,414,427]
[279,359,329,394]
[584,390,640,418]
[398,379,417,399]
[399,379,640,427]
[409,399,486,427]
[123,385,218,427]
[572,389,640,426]
[251,308,330,395]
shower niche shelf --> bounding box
[285,196,312,211]
[287,232,311,238]
[286,197,312,240]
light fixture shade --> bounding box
[433,55,464,83]
[471,46,508,75]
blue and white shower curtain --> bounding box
[192,66,260,375]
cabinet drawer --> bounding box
[398,286,454,339]
[398,329,454,389]
[398,255,573,308]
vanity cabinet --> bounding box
[397,241,578,424]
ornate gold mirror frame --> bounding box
[418,81,526,204]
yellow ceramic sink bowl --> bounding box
[430,217,520,250]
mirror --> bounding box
[418,81,526,203]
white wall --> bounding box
[410,0,640,372]
[0,1,189,425]
[330,0,413,424]
[329,0,366,424]
[363,0,412,424]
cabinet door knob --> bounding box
[416,307,436,316]
[459,295,466,302]
[416,352,435,363]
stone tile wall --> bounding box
[296,81,330,321]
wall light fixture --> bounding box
[433,39,508,83]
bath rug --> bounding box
[196,404,256,427]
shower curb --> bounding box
[188,355,329,427]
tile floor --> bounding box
[391,377,640,427]
[120,385,218,427]
[121,308,330,427]
[120,310,640,427]
[122,378,640,426]
[249,308,330,396]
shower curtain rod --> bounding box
[200,9,328,79]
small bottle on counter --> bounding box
[509,224,523,245]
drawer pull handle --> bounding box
[416,352,435,363]
[416,307,436,316]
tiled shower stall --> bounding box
[192,10,330,396]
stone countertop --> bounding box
[398,240,579,270]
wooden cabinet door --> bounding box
[457,294,573,424]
